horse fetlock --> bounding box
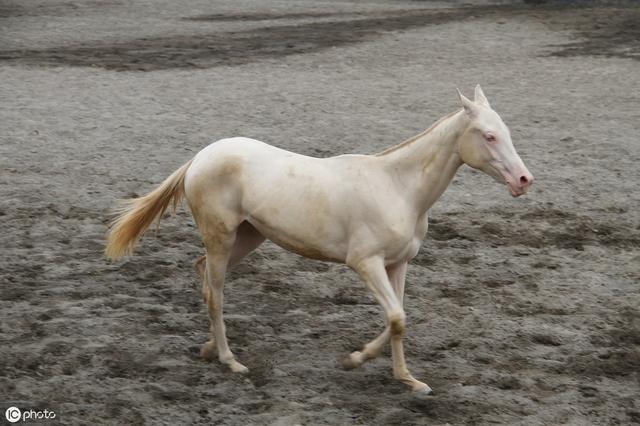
[200,340,217,361]
[218,352,235,363]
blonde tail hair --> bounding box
[105,159,193,259]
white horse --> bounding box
[105,86,533,394]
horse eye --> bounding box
[484,133,496,142]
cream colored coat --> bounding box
[106,86,533,394]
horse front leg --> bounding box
[387,262,432,394]
[341,262,407,369]
[350,257,431,394]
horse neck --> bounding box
[376,109,466,214]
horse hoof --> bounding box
[339,352,362,370]
[229,360,249,374]
[200,341,217,361]
[412,386,434,400]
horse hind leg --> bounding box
[198,221,265,369]
[195,221,264,279]
[202,234,249,373]
[196,255,217,361]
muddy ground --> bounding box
[1,0,639,424]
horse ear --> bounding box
[474,84,490,108]
[457,88,475,116]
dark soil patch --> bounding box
[0,0,119,18]
[567,350,640,378]
[183,12,349,22]
[545,6,640,61]
[3,4,635,71]
[1,6,502,71]
[429,208,640,251]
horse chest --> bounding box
[390,238,421,264]
[381,216,427,264]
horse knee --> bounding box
[389,311,406,337]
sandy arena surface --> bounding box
[1,0,639,424]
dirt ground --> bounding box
[1,0,639,424]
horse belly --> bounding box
[247,214,347,262]
[242,167,349,262]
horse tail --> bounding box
[105,159,193,259]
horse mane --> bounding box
[375,109,462,157]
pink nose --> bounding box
[519,173,534,189]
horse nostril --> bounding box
[520,175,529,185]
